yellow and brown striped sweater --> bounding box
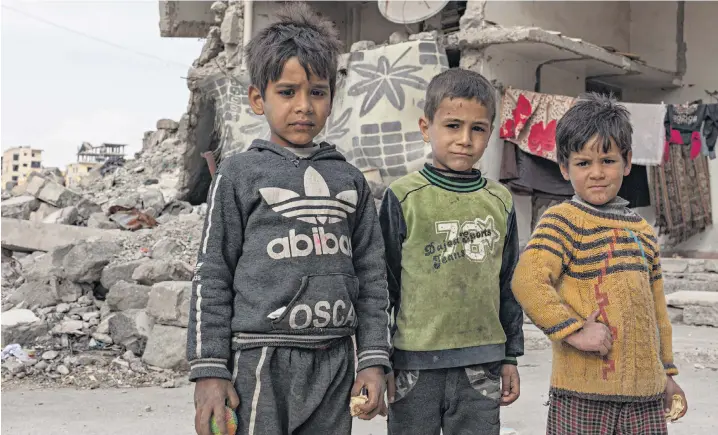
[512,200,677,402]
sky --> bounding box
[1,0,205,169]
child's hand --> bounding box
[386,371,396,404]
[500,364,521,406]
[564,310,613,356]
[194,378,240,435]
[351,366,387,420]
[664,376,688,420]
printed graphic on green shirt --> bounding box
[424,215,501,269]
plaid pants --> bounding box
[547,394,668,435]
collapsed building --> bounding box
[2,0,718,385]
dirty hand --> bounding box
[351,367,387,420]
[664,376,688,420]
[194,378,240,435]
[564,310,613,356]
[386,371,396,405]
[500,364,521,406]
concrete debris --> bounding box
[1,196,40,220]
[105,281,152,312]
[1,218,120,253]
[131,260,193,286]
[108,310,154,356]
[30,202,61,223]
[42,206,79,226]
[1,309,48,347]
[100,259,150,290]
[146,281,191,327]
[62,241,122,283]
[87,212,121,230]
[141,325,189,371]
[666,291,718,327]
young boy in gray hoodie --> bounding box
[187,4,391,435]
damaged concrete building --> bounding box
[161,0,717,258]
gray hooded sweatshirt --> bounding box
[187,140,392,381]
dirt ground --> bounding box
[2,325,717,435]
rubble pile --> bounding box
[1,237,196,387]
[1,118,209,388]
[663,258,718,327]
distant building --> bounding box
[76,142,127,163]
[1,146,43,188]
[65,142,127,188]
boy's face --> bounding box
[419,97,492,172]
[248,57,331,148]
[560,135,632,206]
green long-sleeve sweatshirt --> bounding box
[379,164,524,370]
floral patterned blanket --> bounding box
[205,37,449,189]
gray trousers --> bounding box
[232,338,354,435]
[388,362,502,435]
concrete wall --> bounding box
[483,1,631,53]
[251,1,443,47]
[629,1,678,72]
[158,1,213,38]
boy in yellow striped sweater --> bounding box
[512,93,687,434]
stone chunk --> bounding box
[100,259,150,290]
[42,206,78,225]
[665,291,718,307]
[141,325,189,370]
[1,196,40,219]
[87,212,120,230]
[147,281,192,327]
[62,241,121,283]
[132,260,193,285]
[108,310,154,356]
[106,281,152,311]
[1,309,49,347]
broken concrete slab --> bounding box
[49,276,86,303]
[30,203,61,223]
[141,325,189,370]
[666,291,718,308]
[100,259,150,290]
[655,277,718,294]
[24,173,47,197]
[1,218,121,253]
[1,309,49,347]
[87,212,120,230]
[24,173,101,221]
[131,260,193,286]
[146,281,191,327]
[7,281,61,309]
[62,241,122,283]
[683,306,718,327]
[1,195,40,220]
[21,244,73,282]
[108,310,154,356]
[105,281,152,312]
[42,206,79,225]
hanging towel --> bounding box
[621,102,667,166]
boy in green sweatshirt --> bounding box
[379,68,524,435]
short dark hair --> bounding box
[555,92,632,166]
[244,2,343,98]
[423,69,497,123]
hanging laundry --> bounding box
[620,102,667,165]
[704,104,718,159]
[664,102,718,161]
[652,144,713,245]
[499,88,575,162]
